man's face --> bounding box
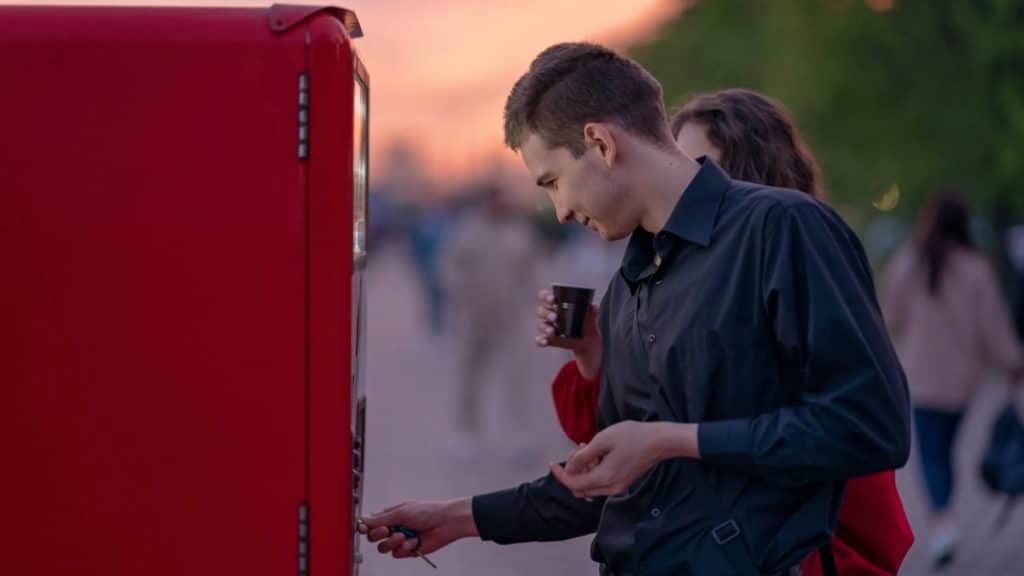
[519,131,633,241]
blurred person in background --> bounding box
[536,88,912,576]
[409,200,453,333]
[377,141,454,333]
[881,191,1024,570]
[442,183,539,464]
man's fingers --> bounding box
[549,462,583,492]
[538,289,554,304]
[366,526,391,542]
[377,533,405,554]
[361,505,406,529]
[551,462,616,497]
[400,537,420,553]
[564,440,605,474]
[550,461,601,492]
[388,536,420,558]
[535,304,557,319]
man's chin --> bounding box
[598,227,627,242]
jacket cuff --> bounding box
[472,489,524,544]
[697,418,755,469]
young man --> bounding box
[359,43,910,576]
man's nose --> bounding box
[556,205,574,224]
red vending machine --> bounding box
[1,5,369,575]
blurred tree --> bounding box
[631,0,1023,223]
[950,0,1024,209]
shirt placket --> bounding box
[635,253,672,547]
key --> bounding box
[389,526,438,569]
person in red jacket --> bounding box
[536,89,914,576]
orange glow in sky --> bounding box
[354,0,682,178]
[6,0,683,180]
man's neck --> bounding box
[636,147,701,234]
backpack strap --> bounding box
[711,519,759,576]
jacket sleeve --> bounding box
[698,203,911,485]
[473,300,619,542]
[472,470,606,544]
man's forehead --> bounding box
[521,132,564,176]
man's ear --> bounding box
[583,123,617,168]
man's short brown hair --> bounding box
[503,42,673,157]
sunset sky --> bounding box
[7,0,684,180]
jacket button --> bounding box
[648,333,656,344]
[650,507,661,518]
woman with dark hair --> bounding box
[535,89,912,576]
[670,88,826,201]
[882,191,1024,569]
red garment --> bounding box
[551,360,914,576]
[551,359,602,445]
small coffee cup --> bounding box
[551,284,595,339]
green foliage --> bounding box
[631,0,1024,221]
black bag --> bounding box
[980,403,1024,496]
[980,402,1024,527]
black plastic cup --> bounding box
[551,284,595,339]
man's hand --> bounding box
[534,288,602,379]
[357,498,478,558]
[549,421,699,498]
